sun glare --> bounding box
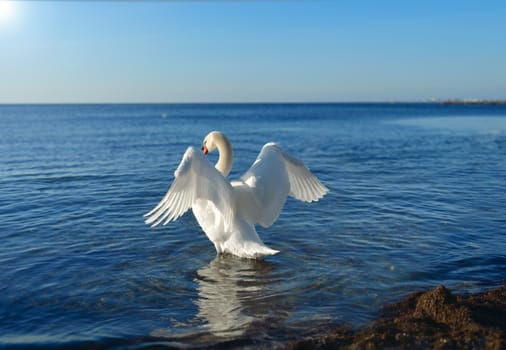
[0,0,16,23]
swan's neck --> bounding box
[215,135,233,177]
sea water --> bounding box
[1,103,505,348]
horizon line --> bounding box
[2,99,505,106]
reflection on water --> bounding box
[195,256,276,338]
[151,255,293,346]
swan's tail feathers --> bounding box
[256,245,280,257]
[221,240,279,259]
[220,223,280,259]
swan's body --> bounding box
[145,131,328,259]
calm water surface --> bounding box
[1,103,505,348]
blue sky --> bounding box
[0,0,505,103]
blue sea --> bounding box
[1,103,505,349]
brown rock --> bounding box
[286,285,505,350]
[412,285,472,326]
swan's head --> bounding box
[201,131,223,155]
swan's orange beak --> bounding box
[202,145,209,155]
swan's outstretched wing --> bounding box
[279,145,329,202]
[240,143,328,228]
[144,147,233,227]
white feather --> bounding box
[144,134,328,259]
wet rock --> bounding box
[412,285,472,326]
[287,285,505,350]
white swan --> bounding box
[144,131,328,259]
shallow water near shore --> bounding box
[1,103,505,348]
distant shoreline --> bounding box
[438,99,506,105]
